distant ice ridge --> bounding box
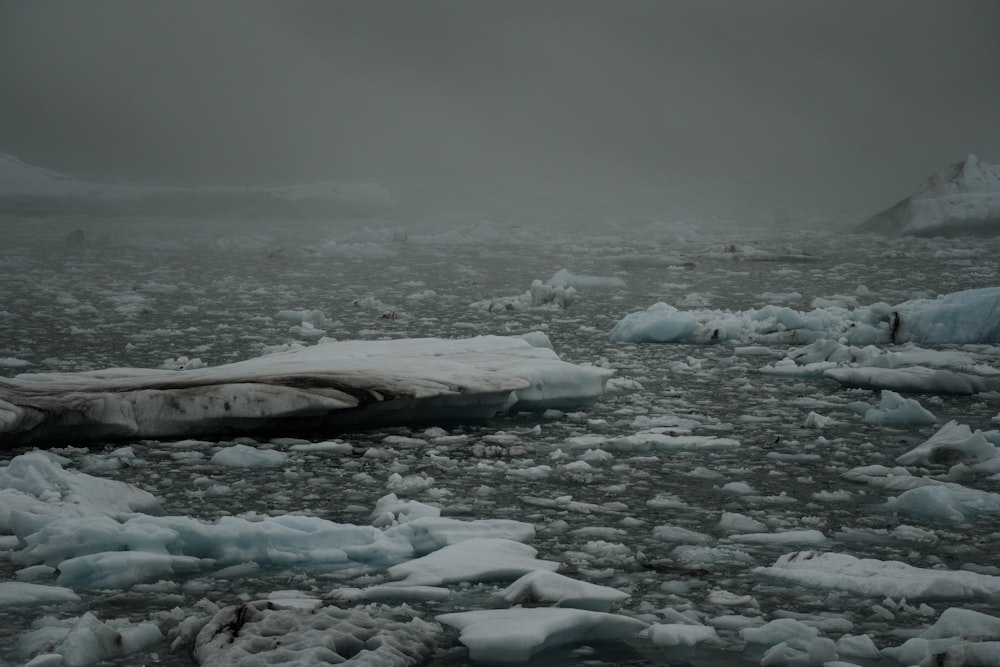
[858,154,1000,236]
[0,153,393,219]
[610,285,1000,347]
[0,334,613,448]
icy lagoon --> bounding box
[1,214,1000,666]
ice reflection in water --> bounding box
[1,217,999,665]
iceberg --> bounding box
[0,335,612,448]
[609,286,1000,347]
[496,570,630,613]
[858,154,1000,236]
[436,607,647,664]
[755,551,1000,601]
[0,153,393,219]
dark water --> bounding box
[1,214,999,665]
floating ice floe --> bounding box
[560,429,740,454]
[387,538,558,586]
[0,581,81,608]
[17,612,163,667]
[895,421,999,466]
[0,334,612,448]
[471,268,624,312]
[825,365,997,395]
[755,551,1000,601]
[858,154,1000,237]
[609,285,1000,347]
[495,570,630,612]
[882,607,1000,666]
[647,622,719,650]
[0,451,161,533]
[0,453,539,590]
[884,484,1000,523]
[861,390,937,425]
[436,607,647,664]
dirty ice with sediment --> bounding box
[2,162,1000,665]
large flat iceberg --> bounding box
[0,335,612,448]
[858,154,1000,236]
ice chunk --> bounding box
[740,617,818,651]
[862,390,937,425]
[210,443,289,467]
[896,421,999,466]
[882,607,1000,666]
[55,551,207,589]
[719,512,767,534]
[884,484,1000,523]
[825,366,996,395]
[436,607,647,663]
[0,452,161,533]
[609,302,700,343]
[388,538,558,586]
[922,607,1000,641]
[497,570,630,612]
[648,623,719,648]
[756,551,1000,600]
[0,582,81,607]
[835,633,881,659]
[610,287,1000,346]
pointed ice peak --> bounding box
[915,154,1000,199]
[859,155,1000,236]
[952,153,1000,194]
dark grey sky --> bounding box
[1,0,998,215]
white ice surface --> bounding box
[647,623,719,648]
[609,286,1000,347]
[859,154,1000,236]
[387,538,559,586]
[882,608,1000,666]
[496,570,630,612]
[436,607,647,663]
[862,390,937,425]
[0,582,81,607]
[1,454,538,590]
[0,335,612,447]
[756,551,1000,600]
[896,420,999,466]
[0,451,161,533]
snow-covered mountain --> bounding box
[0,154,394,219]
[858,154,1000,236]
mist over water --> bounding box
[2,1,999,219]
[3,4,1000,666]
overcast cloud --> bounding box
[1,0,998,216]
